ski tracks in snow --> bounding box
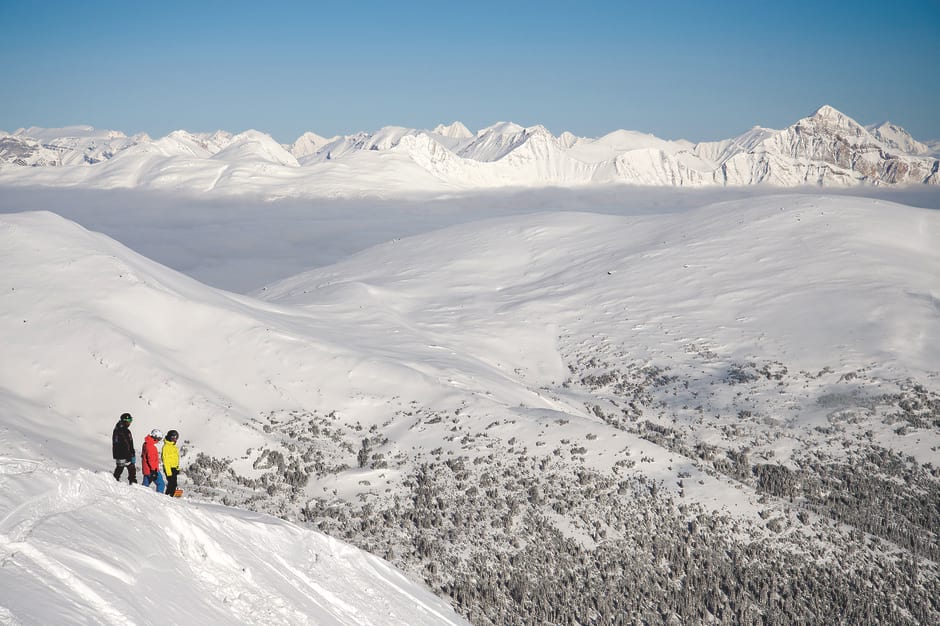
[0,457,133,625]
[166,511,311,625]
[0,458,87,543]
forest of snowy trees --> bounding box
[184,350,940,625]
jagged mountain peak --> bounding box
[867,121,929,156]
[433,121,473,139]
[812,104,848,121]
[291,131,335,158]
[784,105,877,149]
[455,122,559,163]
[475,122,553,142]
[523,124,555,139]
[165,129,203,144]
[805,105,867,132]
[202,129,234,145]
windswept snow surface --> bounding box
[259,196,940,379]
[0,460,467,626]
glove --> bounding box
[148,471,159,482]
[131,456,137,464]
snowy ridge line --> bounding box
[0,458,468,625]
[1,105,937,196]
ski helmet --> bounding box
[150,429,164,440]
[166,429,179,442]
[120,412,133,422]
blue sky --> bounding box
[2,1,938,142]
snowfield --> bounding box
[1,187,939,624]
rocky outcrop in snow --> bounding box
[708,105,939,186]
[867,120,931,156]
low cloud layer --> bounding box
[1,186,938,293]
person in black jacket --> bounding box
[112,412,137,484]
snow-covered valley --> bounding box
[1,187,938,624]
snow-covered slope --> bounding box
[300,126,421,165]
[291,130,336,159]
[0,211,470,624]
[2,193,939,623]
[2,106,936,196]
[457,122,539,162]
[260,194,940,394]
[867,120,931,156]
[0,211,442,455]
[213,130,299,167]
[430,122,474,151]
[0,461,467,626]
[565,128,692,163]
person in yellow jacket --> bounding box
[162,429,181,496]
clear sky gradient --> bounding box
[2,0,938,143]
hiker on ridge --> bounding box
[112,412,137,484]
[162,429,181,496]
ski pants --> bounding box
[114,459,137,484]
[165,469,178,496]
[142,470,165,493]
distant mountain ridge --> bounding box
[1,106,937,195]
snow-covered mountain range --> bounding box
[1,106,937,196]
[2,192,938,623]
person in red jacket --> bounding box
[141,429,166,493]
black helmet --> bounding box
[166,429,179,442]
[120,413,133,422]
